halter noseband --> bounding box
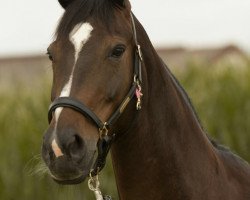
[48,13,142,176]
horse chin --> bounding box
[48,152,96,185]
[51,173,87,185]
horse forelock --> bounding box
[55,0,123,38]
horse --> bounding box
[42,0,250,199]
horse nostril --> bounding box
[43,129,86,163]
[67,134,85,161]
[49,151,56,161]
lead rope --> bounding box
[88,175,103,200]
[88,124,113,200]
[88,174,112,200]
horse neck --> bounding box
[111,18,220,199]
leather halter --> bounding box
[48,13,142,176]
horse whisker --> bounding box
[24,154,49,178]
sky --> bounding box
[0,0,250,57]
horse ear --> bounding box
[58,0,75,9]
[113,0,126,8]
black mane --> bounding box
[56,0,117,38]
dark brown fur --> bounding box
[110,17,250,199]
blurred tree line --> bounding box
[0,61,249,199]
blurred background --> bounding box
[0,0,250,199]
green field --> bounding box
[0,62,250,199]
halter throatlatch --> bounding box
[47,12,142,199]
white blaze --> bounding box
[51,22,94,156]
[70,23,93,62]
[52,139,64,158]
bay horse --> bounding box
[42,0,250,199]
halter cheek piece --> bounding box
[48,13,142,177]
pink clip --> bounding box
[136,88,143,99]
[135,86,143,110]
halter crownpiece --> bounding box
[47,12,142,199]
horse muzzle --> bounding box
[42,127,96,184]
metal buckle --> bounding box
[137,45,143,61]
[99,122,109,139]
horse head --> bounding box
[42,0,142,184]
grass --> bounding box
[0,77,118,199]
[0,62,250,199]
[179,62,250,160]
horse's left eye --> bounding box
[46,50,53,61]
[110,45,126,58]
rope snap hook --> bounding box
[88,172,112,200]
[88,173,103,200]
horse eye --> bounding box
[110,45,126,58]
[46,50,53,61]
